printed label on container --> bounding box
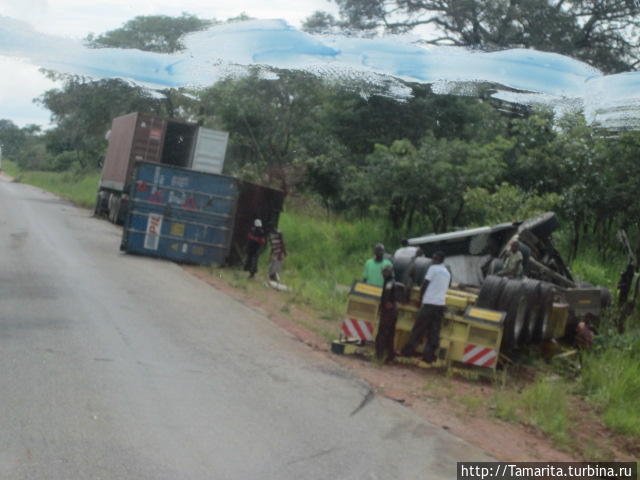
[144,214,163,250]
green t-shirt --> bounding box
[363,258,393,287]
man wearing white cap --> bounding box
[244,218,266,278]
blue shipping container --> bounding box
[121,162,238,265]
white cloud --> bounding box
[0,56,58,126]
[0,0,337,127]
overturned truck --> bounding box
[406,212,609,351]
[336,213,609,369]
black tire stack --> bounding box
[476,276,556,352]
[531,282,555,343]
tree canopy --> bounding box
[86,13,213,53]
[303,0,640,73]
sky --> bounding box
[0,0,339,127]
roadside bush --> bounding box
[52,151,79,172]
[14,142,52,170]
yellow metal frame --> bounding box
[343,281,505,371]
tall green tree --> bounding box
[305,0,640,72]
[37,76,166,168]
[346,135,510,232]
[0,120,27,159]
[86,13,213,53]
[197,69,333,192]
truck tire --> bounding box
[392,255,414,284]
[108,193,121,224]
[497,279,528,352]
[94,190,108,217]
[107,193,116,223]
[531,282,555,343]
[476,275,507,310]
[599,287,612,309]
[413,257,433,285]
[521,279,541,345]
[489,258,504,275]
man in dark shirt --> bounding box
[244,219,266,279]
[375,265,399,363]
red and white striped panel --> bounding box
[463,344,498,368]
[341,318,374,341]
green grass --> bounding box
[569,248,627,290]
[494,377,571,448]
[580,339,640,437]
[3,161,99,209]
[275,209,389,322]
[459,394,483,414]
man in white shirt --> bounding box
[400,250,451,364]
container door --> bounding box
[190,127,229,175]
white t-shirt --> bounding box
[421,264,451,306]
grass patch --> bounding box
[4,161,99,209]
[459,394,483,414]
[276,209,388,323]
[580,338,640,438]
[494,377,571,448]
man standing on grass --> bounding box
[362,243,393,287]
[268,228,287,283]
[401,250,450,365]
[244,219,266,279]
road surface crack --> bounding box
[350,388,375,416]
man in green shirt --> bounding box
[363,244,393,287]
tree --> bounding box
[197,69,333,192]
[87,13,213,53]
[345,134,509,232]
[305,0,640,72]
[319,83,508,159]
[0,120,27,159]
[37,76,166,168]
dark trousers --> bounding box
[375,307,398,362]
[401,304,444,363]
[244,251,260,275]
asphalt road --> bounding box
[0,176,491,479]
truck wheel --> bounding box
[497,279,527,352]
[531,283,555,343]
[107,194,115,223]
[392,255,413,284]
[413,257,433,284]
[94,191,106,216]
[112,195,122,225]
[521,279,541,345]
[476,275,507,310]
[599,287,612,309]
[487,258,504,276]
[107,193,121,224]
